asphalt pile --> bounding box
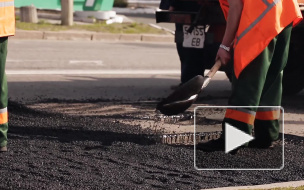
[0,101,303,189]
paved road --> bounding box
[7,40,179,71]
[7,40,231,103]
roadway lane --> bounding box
[6,40,231,103]
[7,40,179,71]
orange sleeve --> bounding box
[219,0,229,20]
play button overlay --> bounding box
[225,123,254,153]
[194,107,284,170]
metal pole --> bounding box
[61,0,73,26]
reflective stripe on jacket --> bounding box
[219,0,303,78]
[0,0,15,37]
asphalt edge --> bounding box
[204,180,304,190]
[12,30,174,43]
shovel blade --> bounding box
[158,98,197,116]
[157,75,206,115]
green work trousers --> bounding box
[223,24,292,143]
[0,37,8,148]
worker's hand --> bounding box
[216,48,231,66]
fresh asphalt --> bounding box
[3,89,304,189]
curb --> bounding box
[12,30,174,43]
[204,180,304,190]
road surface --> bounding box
[7,40,231,102]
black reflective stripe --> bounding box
[235,0,281,45]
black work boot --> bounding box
[197,138,241,154]
[196,138,225,152]
[251,119,280,148]
[248,139,276,149]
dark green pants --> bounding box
[0,37,8,148]
[223,24,292,143]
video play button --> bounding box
[225,123,254,153]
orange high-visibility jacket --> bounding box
[219,0,303,78]
[0,0,15,37]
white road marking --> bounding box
[6,70,226,75]
[7,59,105,66]
[149,23,175,34]
[69,60,104,66]
[6,70,181,75]
[7,59,59,63]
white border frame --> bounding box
[194,106,284,171]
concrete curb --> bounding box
[44,31,93,41]
[12,30,174,43]
[13,30,44,40]
[204,180,304,190]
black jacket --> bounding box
[159,0,173,10]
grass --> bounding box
[16,20,168,34]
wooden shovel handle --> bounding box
[205,59,222,78]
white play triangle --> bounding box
[225,123,254,153]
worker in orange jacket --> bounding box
[0,0,15,152]
[198,0,302,151]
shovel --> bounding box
[157,59,222,115]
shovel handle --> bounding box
[205,59,222,78]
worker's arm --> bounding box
[216,0,243,66]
